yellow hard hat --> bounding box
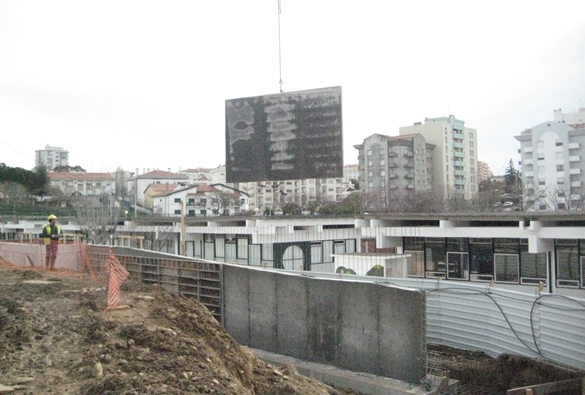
[48,214,57,221]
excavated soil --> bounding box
[0,258,583,395]
[0,262,360,395]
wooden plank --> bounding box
[507,378,582,395]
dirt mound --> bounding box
[0,266,352,394]
[428,344,585,394]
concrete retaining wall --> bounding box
[223,264,426,383]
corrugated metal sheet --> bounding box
[383,278,585,370]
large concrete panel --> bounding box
[339,282,381,374]
[378,286,426,383]
[248,270,278,351]
[275,274,309,359]
[222,266,426,384]
[307,278,343,365]
[225,86,343,183]
[222,265,251,345]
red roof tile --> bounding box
[49,172,114,180]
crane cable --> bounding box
[277,0,284,93]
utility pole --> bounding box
[180,200,186,256]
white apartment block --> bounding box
[235,177,348,213]
[354,134,434,198]
[514,114,585,211]
[343,164,359,187]
[48,172,115,196]
[35,144,69,170]
[477,161,493,182]
[399,115,479,199]
[554,107,585,127]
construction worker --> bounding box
[42,214,63,270]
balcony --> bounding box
[569,155,581,162]
[389,151,398,157]
[453,160,465,167]
[404,173,414,179]
[524,171,534,177]
[524,147,533,153]
[404,152,413,157]
[388,173,398,179]
[454,179,466,185]
[454,170,466,176]
[524,159,533,166]
[571,181,582,188]
[406,184,415,189]
[404,161,414,168]
[453,142,465,149]
[570,168,582,175]
[453,132,464,139]
[569,142,580,149]
[388,162,398,168]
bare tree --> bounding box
[138,223,178,252]
[1,182,29,213]
[542,184,585,211]
[72,194,120,244]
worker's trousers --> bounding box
[45,241,59,270]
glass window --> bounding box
[248,244,261,266]
[345,239,356,253]
[557,165,564,171]
[225,243,236,263]
[556,245,579,282]
[447,238,468,252]
[469,238,493,279]
[425,238,446,274]
[262,243,273,261]
[237,236,248,259]
[323,240,333,263]
[495,254,519,283]
[215,236,225,258]
[311,242,322,264]
[494,238,519,254]
[520,245,547,281]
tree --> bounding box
[29,165,50,200]
[282,202,301,215]
[139,223,177,252]
[504,159,520,194]
[0,164,50,197]
[1,182,28,214]
[542,184,585,211]
[72,194,120,244]
[53,165,86,173]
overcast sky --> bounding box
[1,1,584,176]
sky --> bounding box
[1,1,585,176]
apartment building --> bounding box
[477,161,493,182]
[35,144,69,170]
[399,115,479,199]
[48,172,115,196]
[514,114,585,210]
[554,107,585,127]
[354,133,434,197]
[245,178,348,212]
[130,170,189,206]
[152,183,249,217]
